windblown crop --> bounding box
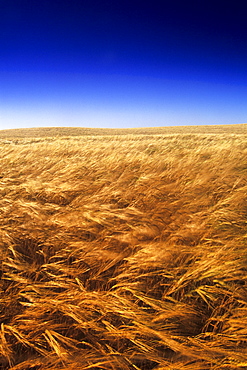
[0,126,247,369]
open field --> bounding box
[0,124,247,139]
[0,125,247,369]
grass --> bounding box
[0,125,247,369]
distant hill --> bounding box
[0,124,247,138]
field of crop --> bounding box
[0,125,247,369]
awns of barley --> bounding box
[0,130,247,369]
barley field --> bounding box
[0,125,247,370]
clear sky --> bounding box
[0,0,246,129]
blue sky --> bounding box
[0,0,246,129]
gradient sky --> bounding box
[0,0,246,129]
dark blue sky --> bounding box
[1,0,246,128]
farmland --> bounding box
[0,124,247,369]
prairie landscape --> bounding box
[0,124,247,370]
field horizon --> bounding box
[0,124,247,369]
[1,123,247,139]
